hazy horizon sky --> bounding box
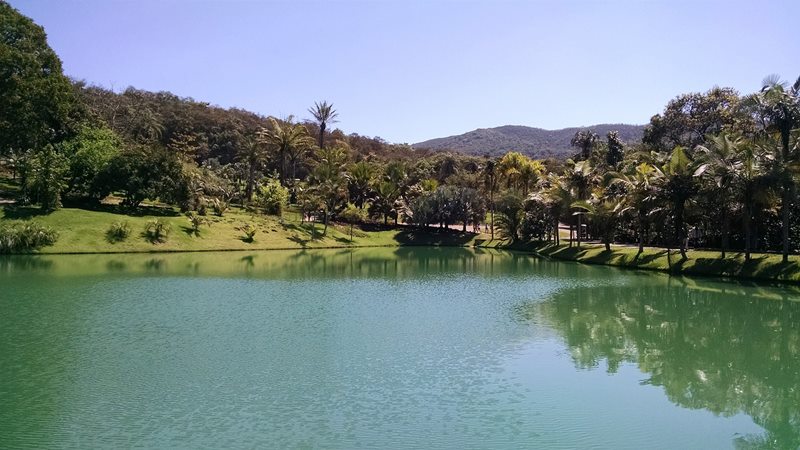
[11,0,800,144]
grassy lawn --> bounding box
[0,203,478,254]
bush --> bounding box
[211,197,229,216]
[256,179,289,216]
[186,211,209,235]
[0,222,59,253]
[106,221,131,243]
[238,222,258,243]
[144,219,171,243]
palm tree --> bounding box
[482,159,498,238]
[236,137,267,202]
[610,163,659,253]
[347,161,375,209]
[310,145,348,235]
[540,174,575,245]
[752,75,800,262]
[658,146,705,259]
[739,138,774,261]
[308,101,338,149]
[695,132,745,258]
[571,130,599,161]
[572,189,623,251]
[564,159,595,247]
[258,117,314,185]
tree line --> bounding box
[1,3,800,259]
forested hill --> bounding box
[413,124,645,158]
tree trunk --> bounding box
[782,183,791,262]
[245,162,256,202]
[676,201,687,260]
[319,123,326,149]
[744,202,752,262]
[577,214,582,248]
[637,212,644,254]
[604,240,611,251]
[721,208,729,259]
[781,131,791,263]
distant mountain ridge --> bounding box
[413,124,645,159]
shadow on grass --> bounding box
[1,205,51,220]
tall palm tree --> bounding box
[658,146,705,259]
[739,139,772,261]
[750,74,800,262]
[236,137,267,202]
[482,159,498,238]
[308,101,338,149]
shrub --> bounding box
[256,179,289,216]
[238,222,258,243]
[211,197,229,217]
[0,222,59,253]
[186,211,209,235]
[106,221,131,243]
[144,219,171,243]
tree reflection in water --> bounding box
[532,277,800,449]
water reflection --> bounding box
[533,278,800,448]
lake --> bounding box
[1,247,799,449]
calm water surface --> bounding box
[1,247,799,449]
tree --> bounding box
[258,116,314,185]
[482,159,499,238]
[564,159,596,247]
[495,191,525,242]
[611,163,659,253]
[340,203,368,241]
[572,190,622,251]
[23,144,69,210]
[347,161,376,209]
[571,130,598,161]
[695,132,745,258]
[658,146,705,259]
[0,3,77,156]
[750,74,800,262]
[308,101,338,149]
[97,145,185,209]
[310,145,348,235]
[62,125,121,201]
[643,87,748,152]
[606,131,625,167]
[236,137,267,202]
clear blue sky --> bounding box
[11,0,800,144]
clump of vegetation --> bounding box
[0,222,59,253]
[106,221,131,243]
[186,211,209,236]
[256,179,289,216]
[339,203,368,241]
[144,219,171,243]
[211,197,229,216]
[238,222,258,243]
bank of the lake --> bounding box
[4,204,800,285]
[490,241,800,285]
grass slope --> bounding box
[0,204,477,254]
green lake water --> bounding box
[1,247,799,449]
